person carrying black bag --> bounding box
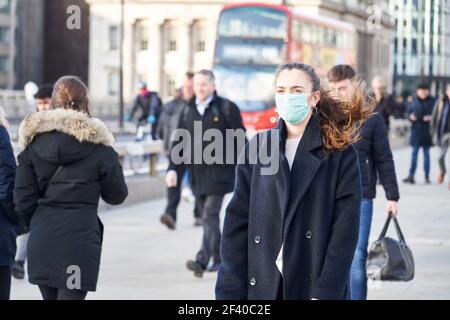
[327,65,400,300]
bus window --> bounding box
[318,26,325,46]
[292,19,302,42]
[302,23,312,43]
[330,29,337,47]
[218,6,288,39]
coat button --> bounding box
[307,274,313,281]
[306,231,312,239]
[249,278,257,286]
[255,236,261,244]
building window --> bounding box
[0,56,8,72]
[192,20,206,52]
[0,0,10,13]
[137,25,149,51]
[108,71,119,96]
[163,21,177,52]
[109,26,119,51]
[165,74,176,97]
[0,27,9,43]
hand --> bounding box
[423,115,432,122]
[147,115,156,124]
[165,170,178,188]
[409,113,417,122]
[386,201,398,217]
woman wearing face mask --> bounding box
[216,63,372,300]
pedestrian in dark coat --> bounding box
[126,81,162,141]
[403,83,436,184]
[166,70,246,277]
[14,76,128,300]
[431,84,450,187]
[0,110,18,300]
[328,65,400,300]
[216,63,372,300]
[371,76,395,130]
[158,72,202,230]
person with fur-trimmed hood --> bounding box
[14,76,128,300]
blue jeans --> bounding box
[408,145,430,178]
[350,199,373,300]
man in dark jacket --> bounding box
[158,72,202,229]
[166,70,246,277]
[431,83,450,189]
[371,76,396,130]
[34,84,53,112]
[328,65,400,300]
[126,81,162,141]
[403,83,436,184]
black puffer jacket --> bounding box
[354,113,400,201]
[14,109,128,291]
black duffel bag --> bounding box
[366,215,414,282]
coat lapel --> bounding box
[274,122,291,220]
[282,115,326,235]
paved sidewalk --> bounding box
[10,146,450,300]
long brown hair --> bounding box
[51,76,91,116]
[275,63,373,151]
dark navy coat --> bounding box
[0,123,17,267]
[354,113,399,201]
[408,95,436,147]
[216,115,361,300]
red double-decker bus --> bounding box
[213,2,357,131]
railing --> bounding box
[115,140,165,177]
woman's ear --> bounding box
[310,90,321,107]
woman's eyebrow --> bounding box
[290,85,305,90]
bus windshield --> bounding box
[214,64,276,112]
[218,6,288,39]
[215,37,285,65]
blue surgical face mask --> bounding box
[275,93,311,125]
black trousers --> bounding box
[195,194,224,269]
[38,285,88,300]
[0,266,11,300]
[164,165,200,221]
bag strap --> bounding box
[378,215,392,240]
[211,98,232,129]
[392,216,407,243]
[41,165,63,199]
[29,147,64,198]
[377,213,407,243]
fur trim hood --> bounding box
[18,108,115,148]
